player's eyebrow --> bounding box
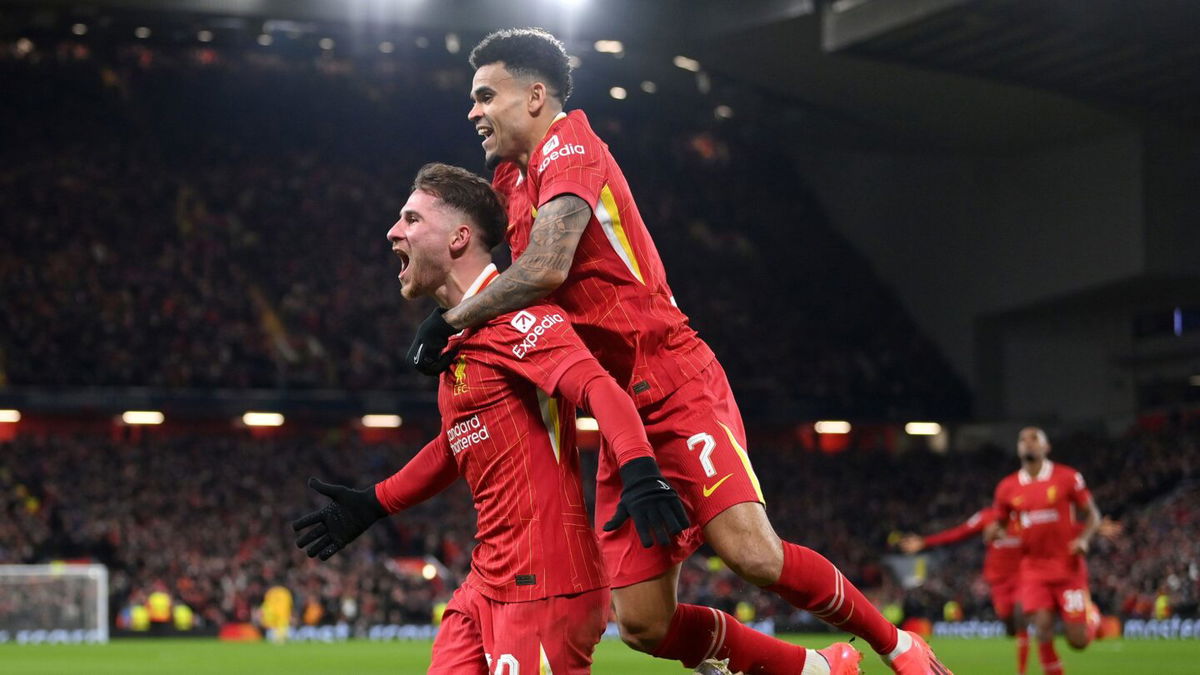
[471,85,495,101]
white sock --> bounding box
[802,649,831,675]
[886,630,914,661]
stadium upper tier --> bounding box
[0,35,968,421]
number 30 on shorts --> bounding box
[486,653,520,674]
[1062,589,1086,613]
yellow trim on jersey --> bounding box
[595,185,645,284]
[537,391,563,464]
[540,642,554,675]
[718,421,764,503]
[531,205,538,219]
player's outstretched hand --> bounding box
[292,478,387,560]
[898,534,925,554]
[407,308,459,375]
[603,457,690,548]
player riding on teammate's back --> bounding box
[406,27,953,675]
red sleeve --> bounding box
[1068,469,1092,507]
[922,508,994,547]
[993,480,1012,522]
[374,436,459,514]
[531,116,607,208]
[487,305,592,393]
[554,359,653,466]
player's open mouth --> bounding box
[395,249,410,281]
[477,125,493,146]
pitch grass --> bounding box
[2,634,1196,674]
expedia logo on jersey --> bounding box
[537,134,586,172]
[1019,508,1060,528]
[447,414,490,455]
[511,312,566,359]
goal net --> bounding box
[0,564,108,644]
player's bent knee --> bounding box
[1065,631,1090,650]
[616,614,669,654]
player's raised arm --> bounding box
[292,437,459,560]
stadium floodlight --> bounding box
[71,23,88,36]
[814,420,851,435]
[673,55,701,72]
[594,40,623,55]
[421,563,438,580]
[609,86,627,100]
[134,27,151,39]
[576,417,599,431]
[256,34,273,46]
[243,412,284,427]
[905,422,942,436]
[445,33,460,54]
[640,81,657,94]
[15,38,33,55]
[0,410,20,423]
[121,411,164,425]
[318,37,334,50]
[362,414,402,428]
[197,30,213,43]
[714,105,734,119]
[378,41,395,54]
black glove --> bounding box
[602,457,690,548]
[292,477,387,560]
[406,308,459,376]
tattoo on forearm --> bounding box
[445,195,590,330]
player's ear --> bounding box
[448,223,472,256]
[527,81,547,115]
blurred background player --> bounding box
[989,427,1103,675]
[898,507,1027,674]
[260,584,293,645]
[293,163,688,673]
[405,27,942,675]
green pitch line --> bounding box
[1,634,1195,674]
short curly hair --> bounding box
[411,163,507,251]
[469,28,573,103]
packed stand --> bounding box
[0,32,968,419]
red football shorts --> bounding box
[596,361,765,588]
[429,583,609,674]
[1019,568,1091,624]
[987,573,1020,620]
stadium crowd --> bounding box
[0,34,968,420]
[1,420,1196,633]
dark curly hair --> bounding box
[469,28,573,103]
[411,163,507,251]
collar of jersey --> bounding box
[519,111,570,185]
[461,263,499,302]
[1018,459,1054,485]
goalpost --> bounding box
[0,564,108,644]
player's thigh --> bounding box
[489,588,610,675]
[702,502,783,586]
[429,588,489,675]
[643,368,764,528]
[540,588,611,674]
[1054,579,1091,625]
[989,577,1019,621]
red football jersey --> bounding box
[433,265,607,602]
[922,506,1021,583]
[494,110,715,407]
[993,461,1093,579]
